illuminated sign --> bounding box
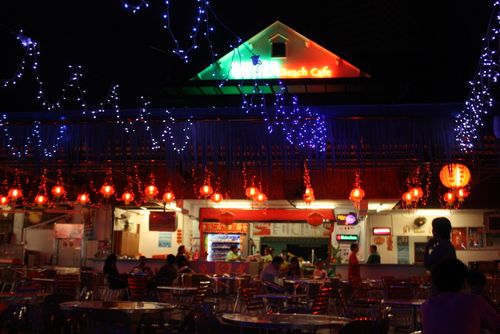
[203,223,248,234]
[228,61,333,80]
[373,227,391,235]
[336,234,359,241]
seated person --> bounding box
[261,247,273,264]
[260,256,284,284]
[103,253,127,289]
[285,257,302,279]
[130,255,152,276]
[467,270,498,311]
[153,254,178,287]
[313,261,328,279]
[225,245,241,261]
[421,258,500,334]
[177,256,193,274]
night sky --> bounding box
[0,1,492,111]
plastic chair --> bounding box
[127,275,152,301]
[240,287,265,314]
[311,286,333,314]
[54,274,81,299]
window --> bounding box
[271,42,286,58]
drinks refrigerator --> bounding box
[205,234,244,261]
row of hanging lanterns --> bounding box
[439,163,471,207]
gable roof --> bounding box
[195,21,369,81]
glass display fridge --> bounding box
[206,234,243,261]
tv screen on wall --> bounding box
[149,211,176,232]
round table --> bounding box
[157,286,198,292]
[222,313,351,331]
[59,301,175,313]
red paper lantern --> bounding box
[307,212,323,227]
[76,193,90,205]
[0,195,9,205]
[457,188,469,201]
[439,164,471,188]
[245,186,259,199]
[210,192,223,203]
[402,191,413,205]
[121,191,135,205]
[219,211,235,226]
[34,194,47,206]
[255,192,267,203]
[443,191,455,204]
[409,187,423,200]
[144,185,159,199]
[8,188,22,200]
[162,191,175,204]
[51,185,66,198]
[303,187,315,204]
[349,187,365,202]
[100,184,115,198]
[199,185,213,197]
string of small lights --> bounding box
[161,110,194,154]
[455,1,500,152]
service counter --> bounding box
[88,258,260,276]
[335,264,428,279]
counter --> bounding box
[334,264,428,279]
[88,258,260,276]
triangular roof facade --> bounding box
[195,21,369,80]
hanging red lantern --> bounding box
[210,192,223,203]
[199,184,213,197]
[51,185,66,198]
[349,187,365,202]
[255,192,267,203]
[402,191,413,205]
[0,195,9,206]
[34,194,47,206]
[162,191,175,204]
[219,211,235,226]
[307,212,324,227]
[443,191,455,205]
[245,186,259,199]
[121,191,135,205]
[144,185,159,199]
[457,188,469,201]
[76,193,90,205]
[439,164,471,188]
[100,184,115,198]
[409,187,424,200]
[8,188,22,200]
[303,187,315,204]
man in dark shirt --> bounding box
[424,217,456,270]
[366,245,381,264]
[154,254,178,287]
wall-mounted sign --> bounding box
[336,234,358,242]
[373,227,391,235]
[336,213,358,226]
[203,223,248,234]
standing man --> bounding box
[348,243,361,286]
[424,217,456,270]
[366,245,381,264]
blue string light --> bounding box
[161,110,194,154]
[455,1,500,152]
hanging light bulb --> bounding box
[0,195,9,206]
[409,187,423,200]
[210,192,223,203]
[443,191,455,205]
[457,188,469,202]
[349,187,365,202]
[402,191,413,205]
[100,184,115,198]
[255,192,267,203]
[34,194,47,206]
[8,188,22,200]
[51,185,66,198]
[162,191,175,204]
[121,191,135,205]
[76,193,90,205]
[303,186,315,204]
[199,184,213,197]
[245,186,259,199]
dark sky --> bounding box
[0,0,492,111]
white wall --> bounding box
[25,228,54,264]
[367,209,500,265]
